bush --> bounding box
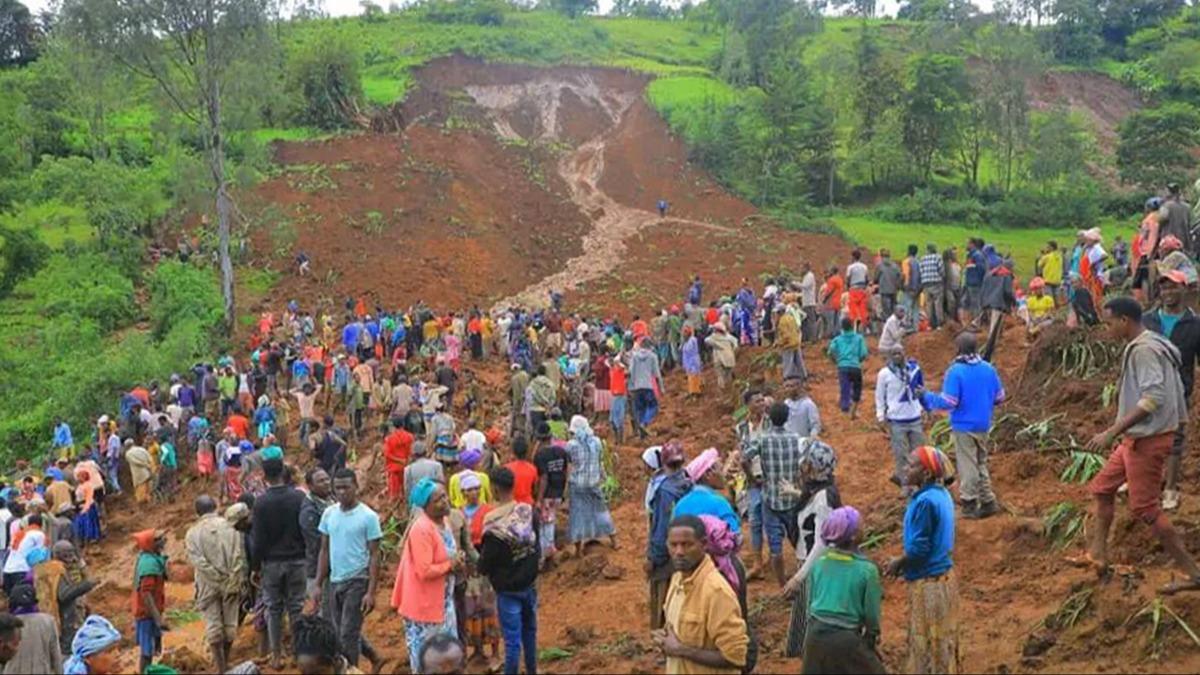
[421,0,508,25]
[986,187,1102,230]
[287,29,366,130]
[15,253,136,331]
[873,188,985,225]
[0,224,51,295]
[26,156,170,241]
[147,260,224,340]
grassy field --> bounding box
[830,214,1082,277]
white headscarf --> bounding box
[569,415,592,439]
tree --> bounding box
[757,52,836,206]
[1027,107,1093,187]
[0,0,39,66]
[970,24,1040,192]
[852,25,902,187]
[902,53,969,182]
[830,0,876,17]
[1116,102,1200,190]
[546,0,597,18]
[287,29,364,129]
[61,0,278,334]
[898,0,979,24]
[1048,0,1103,63]
[1098,0,1186,47]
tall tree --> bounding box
[1116,102,1200,189]
[1048,0,1103,62]
[0,0,39,66]
[1027,107,1093,187]
[852,25,902,187]
[61,0,278,333]
[970,23,1040,192]
[902,53,969,182]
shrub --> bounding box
[15,253,135,331]
[421,0,508,25]
[147,260,224,340]
[287,29,366,130]
[874,188,985,225]
[0,224,51,295]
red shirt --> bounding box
[705,308,719,325]
[226,414,250,440]
[630,320,649,340]
[384,429,413,470]
[506,460,539,505]
[130,387,151,408]
[609,363,628,396]
[132,567,166,620]
[823,275,844,311]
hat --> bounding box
[97,415,109,425]
[225,502,250,525]
[642,446,663,470]
[459,448,482,469]
[684,448,720,483]
[1160,269,1190,285]
[459,472,482,491]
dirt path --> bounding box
[463,74,733,312]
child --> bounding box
[781,441,841,658]
[253,395,276,441]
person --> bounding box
[299,468,333,615]
[1025,277,1056,335]
[783,377,821,439]
[72,468,102,546]
[921,332,1005,519]
[504,436,539,507]
[62,614,122,675]
[743,403,806,587]
[3,513,44,596]
[877,305,905,355]
[1160,182,1193,255]
[384,420,414,501]
[185,494,246,673]
[608,353,629,444]
[131,529,168,672]
[1080,297,1200,594]
[1145,270,1200,512]
[775,302,805,381]
[704,324,738,390]
[781,441,841,657]
[0,615,19,671]
[448,449,492,509]
[845,250,870,333]
[653,515,749,675]
[392,479,463,674]
[566,416,617,555]
[478,468,540,675]
[1040,241,1065,304]
[962,239,985,324]
[827,318,869,419]
[405,441,445,500]
[292,614,355,675]
[419,632,467,675]
[798,262,820,343]
[673,448,738,534]
[531,425,568,566]
[657,199,669,218]
[887,447,959,674]
[901,245,922,331]
[629,338,665,438]
[3,583,62,675]
[680,326,702,398]
[33,540,96,656]
[819,266,844,339]
[125,440,155,504]
[876,346,927,495]
[874,249,902,321]
[252,458,307,669]
[314,469,382,672]
[459,472,500,669]
[920,243,946,329]
[645,441,691,629]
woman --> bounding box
[590,349,612,420]
[681,325,702,398]
[4,584,62,675]
[673,448,739,534]
[448,449,492,509]
[565,416,617,556]
[1079,228,1107,310]
[73,471,102,546]
[391,478,463,674]
[460,474,500,669]
[63,615,122,675]
[782,441,841,658]
[799,506,884,674]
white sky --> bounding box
[24,0,994,19]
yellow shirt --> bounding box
[663,556,748,675]
[1039,251,1063,286]
[447,470,492,509]
[1028,294,1055,320]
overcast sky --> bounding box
[24,0,995,18]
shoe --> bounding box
[1163,489,1181,511]
[958,499,977,513]
[964,501,1000,520]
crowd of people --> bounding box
[0,182,1194,675]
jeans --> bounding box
[901,291,918,329]
[261,559,306,655]
[837,367,863,412]
[329,577,376,666]
[747,485,764,553]
[631,389,658,429]
[880,294,897,320]
[497,587,538,675]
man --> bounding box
[887,447,959,675]
[876,346,927,495]
[383,420,413,501]
[1144,271,1199,511]
[783,377,821,439]
[299,468,333,615]
[874,248,902,321]
[252,457,308,669]
[920,243,946,329]
[704,325,738,390]
[734,389,769,580]
[963,238,986,323]
[629,338,665,438]
[688,275,703,308]
[404,440,444,499]
[743,403,807,586]
[0,615,21,670]
[653,515,749,675]
[798,261,819,343]
[774,302,804,381]
[478,467,540,675]
[828,318,869,419]
[132,529,169,672]
[526,366,556,435]
[509,364,530,437]
[314,469,382,672]
[646,442,691,629]
[902,244,923,331]
[185,494,247,673]
[1082,297,1200,594]
[310,416,348,475]
[846,249,870,333]
[1160,182,1193,256]
[420,633,467,675]
[878,305,906,355]
[292,614,354,675]
[33,540,96,655]
[533,424,569,566]
[820,266,844,340]
[922,332,1005,519]
[504,436,539,506]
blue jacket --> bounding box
[342,323,360,352]
[647,472,691,567]
[965,249,986,287]
[922,357,1004,433]
[828,330,869,370]
[903,483,955,581]
[672,484,740,535]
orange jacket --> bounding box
[391,513,453,623]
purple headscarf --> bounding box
[698,515,741,593]
[820,506,862,547]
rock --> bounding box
[1021,632,1056,657]
[601,563,625,580]
[565,625,596,646]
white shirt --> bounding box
[166,403,184,428]
[878,315,904,354]
[3,528,45,574]
[799,272,817,307]
[846,261,870,288]
[876,365,924,424]
[460,429,486,453]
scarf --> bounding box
[134,550,167,586]
[482,501,537,561]
[64,615,121,675]
[887,358,925,405]
[954,353,983,366]
[698,515,741,593]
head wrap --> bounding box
[914,446,952,481]
[1160,235,1183,252]
[641,446,663,470]
[8,583,37,613]
[409,477,438,509]
[1081,228,1102,243]
[66,615,121,670]
[660,440,685,467]
[132,529,158,553]
[802,441,837,482]
[46,468,64,482]
[260,445,283,462]
[685,448,721,483]
[257,395,270,408]
[459,472,482,491]
[238,440,254,453]
[459,448,482,469]
[820,506,862,546]
[699,515,741,593]
[1028,276,1046,290]
[569,415,593,440]
[225,502,250,525]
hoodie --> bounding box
[628,347,664,392]
[647,472,691,567]
[1118,330,1187,439]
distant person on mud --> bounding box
[920,243,946,330]
[688,274,702,307]
[1160,183,1193,256]
[743,403,807,587]
[845,250,870,334]
[1143,270,1199,512]
[876,346,927,496]
[296,251,311,277]
[657,199,669,218]
[775,299,805,381]
[827,318,868,419]
[629,338,665,439]
[887,447,959,675]
[798,261,820,343]
[873,248,902,322]
[1077,297,1200,595]
[921,332,1005,520]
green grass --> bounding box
[832,213,1078,276]
[251,127,330,143]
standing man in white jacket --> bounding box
[875,346,927,495]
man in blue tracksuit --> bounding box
[921,332,1005,519]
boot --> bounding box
[964,500,999,520]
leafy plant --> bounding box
[1043,501,1086,550]
[1016,413,1067,451]
[1101,383,1117,408]
[538,647,574,662]
[1061,451,1105,484]
[1043,587,1093,630]
[1126,598,1200,658]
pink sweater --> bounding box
[390,513,453,623]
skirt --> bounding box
[568,485,615,542]
[802,621,885,674]
[73,503,102,542]
[785,581,808,657]
[404,582,458,674]
[464,575,499,646]
[686,374,702,394]
[593,389,612,413]
[197,446,216,477]
[906,572,961,674]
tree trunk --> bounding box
[204,0,235,335]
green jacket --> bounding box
[827,330,868,369]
